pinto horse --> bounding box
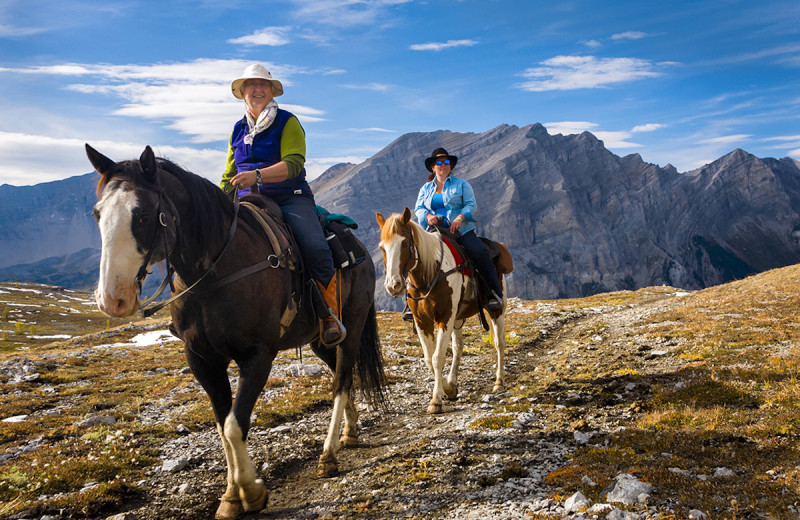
[87,145,385,519]
[376,207,511,414]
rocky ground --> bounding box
[80,291,704,520]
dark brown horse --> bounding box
[87,145,385,519]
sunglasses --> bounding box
[435,159,451,166]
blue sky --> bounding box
[0,0,798,186]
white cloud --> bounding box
[593,131,642,148]
[2,59,300,84]
[291,0,414,27]
[611,31,647,40]
[341,82,391,92]
[517,55,660,91]
[583,39,602,48]
[227,27,291,46]
[762,134,800,142]
[8,59,325,143]
[699,134,752,144]
[715,42,800,65]
[631,123,666,133]
[0,23,44,37]
[347,127,395,133]
[544,122,641,148]
[410,39,478,51]
[305,155,368,180]
[544,121,598,135]
[0,132,224,186]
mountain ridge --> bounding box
[3,123,800,310]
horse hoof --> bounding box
[340,435,358,448]
[243,482,268,513]
[427,403,443,414]
[493,383,505,393]
[215,498,244,519]
[317,460,339,478]
[444,384,459,400]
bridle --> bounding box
[398,224,463,302]
[129,177,258,318]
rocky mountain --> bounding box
[0,173,100,269]
[311,124,800,310]
[3,123,800,311]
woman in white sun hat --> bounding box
[219,63,344,346]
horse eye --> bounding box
[402,242,408,248]
[92,208,100,221]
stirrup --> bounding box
[486,292,504,312]
[401,304,414,322]
[319,314,347,348]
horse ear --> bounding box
[401,207,412,224]
[85,144,116,176]
[376,212,385,228]
[139,145,158,184]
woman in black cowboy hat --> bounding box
[413,147,504,312]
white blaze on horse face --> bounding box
[380,234,406,297]
[94,186,144,317]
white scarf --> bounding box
[244,100,278,145]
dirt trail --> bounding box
[126,299,633,520]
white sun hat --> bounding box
[231,64,284,99]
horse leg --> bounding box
[443,323,464,400]
[226,353,274,513]
[340,388,359,447]
[186,351,247,519]
[427,323,451,414]
[488,314,506,393]
[312,336,358,477]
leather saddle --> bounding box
[431,225,514,278]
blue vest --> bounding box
[231,109,310,197]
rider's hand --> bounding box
[450,217,462,234]
[231,171,253,189]
[426,214,440,226]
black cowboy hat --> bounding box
[424,147,458,172]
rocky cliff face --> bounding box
[311,124,800,310]
[3,124,800,311]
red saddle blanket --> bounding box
[441,237,472,276]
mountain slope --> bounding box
[0,173,100,269]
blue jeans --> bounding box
[457,230,503,297]
[269,193,334,286]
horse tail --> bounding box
[356,303,387,408]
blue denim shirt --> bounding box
[414,176,477,234]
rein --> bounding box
[136,188,278,318]
[135,189,243,318]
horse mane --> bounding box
[384,213,442,279]
[156,158,237,251]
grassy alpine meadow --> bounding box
[2,265,800,518]
[0,282,332,518]
[503,268,800,519]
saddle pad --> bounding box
[441,237,472,276]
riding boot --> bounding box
[486,291,504,312]
[317,273,346,347]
